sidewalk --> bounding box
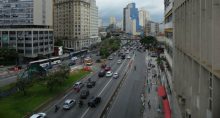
[143,55,163,118]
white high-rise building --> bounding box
[89,0,100,44]
[116,19,123,29]
[109,16,116,25]
[139,7,148,28]
[0,0,54,58]
[146,21,159,36]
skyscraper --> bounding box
[109,16,116,25]
[139,7,148,28]
[0,0,54,58]
[123,3,140,35]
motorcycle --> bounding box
[78,100,84,108]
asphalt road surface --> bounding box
[41,51,134,118]
[106,50,146,118]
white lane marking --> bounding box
[104,54,136,116]
[98,79,112,96]
[98,58,126,97]
[80,108,90,118]
[80,58,127,118]
[106,61,134,117]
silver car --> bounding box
[113,73,119,79]
[30,113,46,118]
[63,99,76,110]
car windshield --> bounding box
[64,102,69,105]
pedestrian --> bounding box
[54,104,59,113]
[148,100,151,110]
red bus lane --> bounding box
[157,85,171,118]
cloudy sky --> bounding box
[96,0,164,25]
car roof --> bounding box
[30,114,41,118]
[75,82,81,84]
[30,113,45,118]
[65,99,74,103]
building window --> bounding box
[25,43,32,47]
[25,49,32,54]
[18,49,24,53]
[33,43,38,47]
[40,42,43,46]
[17,43,24,47]
[209,99,212,110]
[208,73,213,110]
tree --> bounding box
[0,48,18,65]
[140,36,158,48]
[46,64,70,91]
[54,37,65,46]
[99,38,120,58]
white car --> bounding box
[117,60,122,64]
[106,71,113,77]
[108,56,113,60]
[63,99,76,110]
[73,81,84,89]
[127,55,131,59]
[113,73,119,79]
[71,56,78,61]
[30,113,46,118]
[126,50,129,54]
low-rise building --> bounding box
[0,0,54,58]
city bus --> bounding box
[29,59,50,68]
[29,56,61,69]
[50,57,61,65]
[84,57,93,66]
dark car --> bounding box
[104,66,111,71]
[96,59,101,63]
[80,89,90,99]
[87,81,96,88]
[88,96,101,108]
[101,64,107,69]
[68,61,76,66]
[121,55,126,59]
[98,70,106,77]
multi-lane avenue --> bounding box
[40,48,147,118]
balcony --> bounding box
[164,49,173,68]
[165,1,173,15]
[164,37,173,47]
[164,22,173,29]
